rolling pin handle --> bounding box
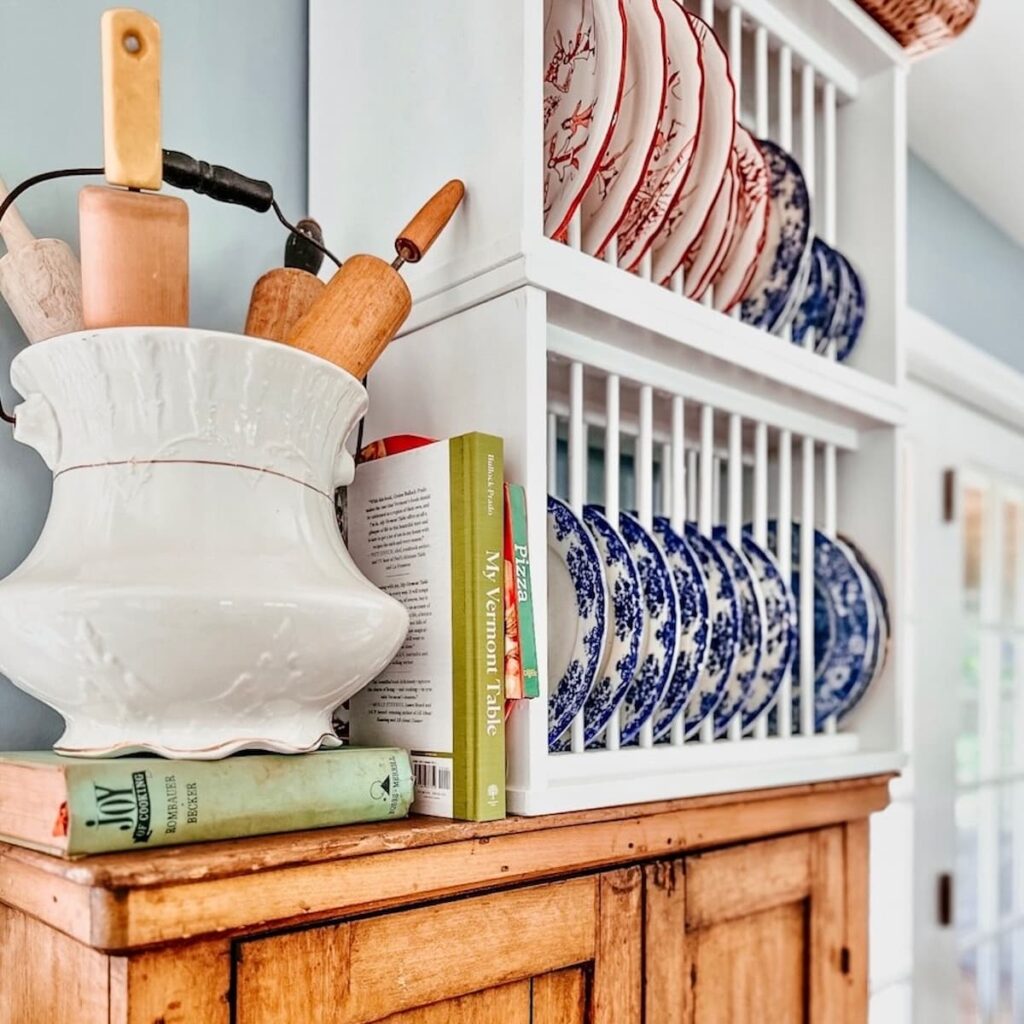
[393,179,465,266]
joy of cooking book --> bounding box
[0,748,413,858]
[344,432,506,821]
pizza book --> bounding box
[344,432,506,821]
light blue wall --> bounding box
[908,151,1024,373]
[0,0,309,748]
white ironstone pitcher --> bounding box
[0,328,408,758]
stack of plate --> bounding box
[542,0,866,358]
[547,497,888,749]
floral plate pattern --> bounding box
[551,505,644,750]
[547,495,608,746]
[710,528,765,735]
[543,0,627,239]
[740,139,812,333]
[739,531,796,727]
[766,520,875,728]
[648,517,710,740]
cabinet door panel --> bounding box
[645,826,864,1024]
[236,868,641,1024]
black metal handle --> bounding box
[162,149,274,213]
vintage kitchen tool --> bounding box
[79,8,189,329]
[244,218,327,343]
[285,180,465,377]
[0,177,85,342]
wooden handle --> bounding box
[0,177,35,252]
[285,254,411,378]
[394,180,465,264]
[245,268,325,343]
[101,8,162,190]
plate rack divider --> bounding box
[310,0,910,813]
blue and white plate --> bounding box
[766,521,875,728]
[652,521,738,735]
[648,518,710,740]
[547,496,608,747]
[740,139,812,333]
[710,528,765,735]
[793,238,840,349]
[831,251,865,363]
[834,536,888,720]
[739,531,796,727]
[617,512,679,745]
[573,506,644,746]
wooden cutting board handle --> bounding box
[0,178,35,252]
[101,7,162,190]
[394,179,465,264]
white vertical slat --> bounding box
[728,6,742,114]
[604,236,618,265]
[567,208,581,251]
[670,396,686,747]
[778,46,793,151]
[547,411,557,494]
[823,441,838,735]
[640,251,653,282]
[702,288,714,309]
[823,80,837,245]
[687,448,698,523]
[755,26,768,138]
[712,455,722,524]
[569,362,586,753]
[777,428,793,738]
[699,404,715,743]
[671,397,685,534]
[701,0,714,26]
[671,267,684,296]
[638,386,655,749]
[605,374,621,750]
[727,413,743,742]
[778,46,794,345]
[660,441,672,517]
[800,63,816,351]
[753,420,769,739]
[800,435,815,737]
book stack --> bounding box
[342,432,539,822]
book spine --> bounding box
[503,483,525,700]
[450,433,506,821]
[508,483,540,699]
[63,749,414,855]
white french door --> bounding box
[905,311,1024,1024]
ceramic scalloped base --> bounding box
[54,724,343,760]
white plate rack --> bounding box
[310,0,911,813]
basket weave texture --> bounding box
[855,0,979,55]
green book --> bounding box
[346,433,506,821]
[507,482,540,699]
[0,748,413,858]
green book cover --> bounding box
[450,434,506,820]
[0,748,413,857]
[507,482,540,699]
[346,433,506,822]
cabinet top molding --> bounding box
[0,775,892,952]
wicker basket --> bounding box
[855,0,979,56]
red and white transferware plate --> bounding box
[543,0,628,240]
[651,13,734,285]
[681,154,737,300]
[712,126,769,312]
[581,0,667,257]
[614,0,703,270]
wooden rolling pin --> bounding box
[0,178,85,342]
[285,180,465,378]
[79,8,189,329]
[244,218,326,342]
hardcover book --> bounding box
[507,482,540,699]
[0,748,414,858]
[344,432,506,821]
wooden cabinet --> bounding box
[0,776,887,1024]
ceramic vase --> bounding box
[0,328,408,758]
